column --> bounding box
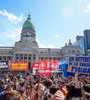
[36,54,38,62]
[1,56,3,61]
[31,54,33,62]
[31,54,33,69]
[22,54,24,62]
[27,54,29,62]
[12,54,15,62]
[18,54,20,62]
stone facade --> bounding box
[61,44,82,62]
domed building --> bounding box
[13,13,39,67]
[0,13,82,71]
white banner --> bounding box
[0,62,9,68]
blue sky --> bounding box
[0,0,90,48]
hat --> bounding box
[44,79,53,89]
[57,80,65,84]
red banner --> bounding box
[50,60,59,70]
[38,60,59,77]
[10,62,29,71]
[39,60,46,70]
[38,72,51,77]
[38,60,59,70]
[32,63,39,69]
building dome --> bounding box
[22,14,35,31]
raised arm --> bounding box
[75,72,80,88]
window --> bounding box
[21,57,23,59]
[57,52,59,54]
[45,57,48,59]
[57,58,59,60]
[4,57,6,60]
[33,57,35,60]
[68,50,71,53]
[9,51,12,53]
[77,50,79,53]
[72,50,75,53]
[50,57,52,60]
[41,57,43,60]
[3,51,7,53]
[9,57,11,60]
[54,58,56,60]
[24,57,27,59]
[7,57,11,60]
[28,57,31,60]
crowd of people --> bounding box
[0,71,90,100]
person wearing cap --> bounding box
[44,79,53,93]
[57,80,68,96]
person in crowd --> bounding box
[57,80,68,96]
[0,72,90,100]
[0,90,23,100]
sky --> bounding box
[0,0,90,48]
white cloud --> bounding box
[6,34,16,39]
[36,39,40,43]
[48,44,56,48]
[63,6,73,17]
[55,34,60,38]
[39,43,56,48]
[5,27,21,40]
[85,4,90,13]
[39,44,47,48]
[0,44,4,46]
[0,9,24,24]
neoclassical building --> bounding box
[0,14,82,68]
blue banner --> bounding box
[68,57,90,74]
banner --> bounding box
[0,61,9,69]
[38,60,59,77]
[50,60,59,70]
[0,61,9,71]
[10,62,29,71]
[32,63,39,75]
[39,60,59,71]
[68,56,90,74]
